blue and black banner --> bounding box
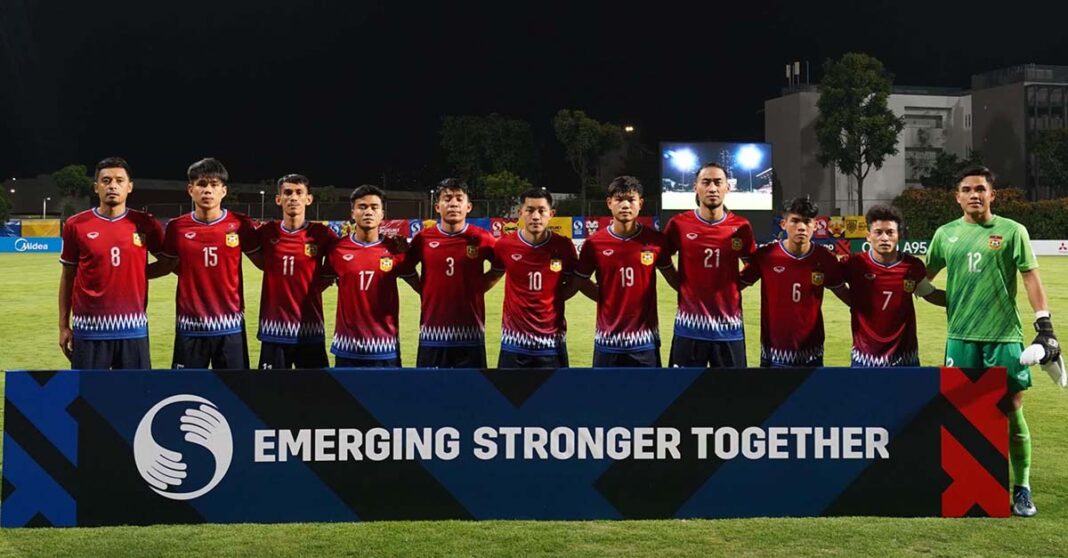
[1,367,1008,527]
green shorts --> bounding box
[944,339,1031,393]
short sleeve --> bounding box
[739,251,761,285]
[926,228,945,275]
[144,215,165,255]
[908,257,928,282]
[491,241,506,272]
[655,236,673,268]
[823,249,845,288]
[662,218,679,257]
[740,223,758,258]
[1012,224,1038,272]
[562,238,579,274]
[59,219,79,265]
[482,230,498,267]
[396,234,421,278]
[239,215,262,254]
[161,220,178,258]
[575,239,596,278]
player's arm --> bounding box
[147,254,177,278]
[830,284,851,307]
[1021,269,1059,363]
[915,279,946,306]
[657,262,679,291]
[578,278,599,301]
[483,269,504,292]
[58,265,76,360]
[737,259,760,291]
[401,272,421,294]
[245,249,264,270]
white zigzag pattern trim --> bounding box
[332,333,397,355]
[674,311,743,332]
[595,328,659,348]
[419,325,485,343]
[501,328,565,350]
[177,312,244,332]
[851,348,919,367]
[761,345,824,366]
[72,312,148,332]
[258,319,325,339]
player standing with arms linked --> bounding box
[925,166,1061,516]
[662,162,756,367]
[399,178,501,368]
[739,196,846,367]
[156,158,262,369]
[58,157,166,369]
[491,188,579,368]
[566,176,674,367]
[252,174,337,369]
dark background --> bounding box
[3,1,1067,189]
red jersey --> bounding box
[401,224,497,347]
[255,221,337,345]
[739,242,844,366]
[663,210,756,342]
[161,210,261,337]
[843,251,927,367]
[575,224,671,354]
[326,235,408,360]
[492,231,577,356]
[59,208,164,340]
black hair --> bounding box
[606,176,643,198]
[694,162,728,182]
[518,187,553,208]
[865,204,904,231]
[955,165,996,189]
[95,157,131,181]
[434,177,470,200]
[782,196,818,219]
[350,184,386,205]
[276,173,310,191]
[187,157,229,183]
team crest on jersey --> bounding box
[811,271,824,286]
[988,235,1003,250]
[903,279,916,293]
[640,250,655,266]
[304,243,318,257]
[550,258,562,272]
[132,233,144,247]
[731,237,743,251]
[225,232,240,247]
[466,245,479,259]
[380,256,394,272]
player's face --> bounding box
[188,177,227,211]
[781,214,814,244]
[867,220,900,256]
[520,197,554,235]
[95,167,132,207]
[435,188,472,225]
[607,191,643,223]
[351,195,384,231]
[694,166,729,211]
[955,176,995,218]
[276,182,312,218]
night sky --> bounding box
[3,1,1068,189]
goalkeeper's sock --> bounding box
[1009,407,1032,488]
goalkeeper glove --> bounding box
[1032,315,1060,364]
[1020,314,1064,387]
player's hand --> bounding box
[386,234,411,253]
[1028,316,1060,365]
[58,326,74,360]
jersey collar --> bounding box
[348,234,382,248]
[191,209,228,225]
[607,223,643,241]
[693,209,729,226]
[436,223,469,237]
[777,240,814,260]
[867,249,902,268]
[91,208,128,222]
[280,221,309,234]
[518,229,552,248]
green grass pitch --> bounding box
[1,253,1067,556]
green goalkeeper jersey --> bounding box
[926,215,1037,343]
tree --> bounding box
[52,164,93,199]
[553,109,622,214]
[439,114,536,195]
[920,149,984,190]
[481,171,532,216]
[815,53,905,214]
[1032,128,1068,196]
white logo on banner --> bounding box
[133,394,233,501]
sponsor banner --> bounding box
[0,236,62,253]
[571,217,586,239]
[22,219,61,237]
[2,220,21,238]
[813,217,830,239]
[489,218,519,238]
[1031,240,1068,256]
[844,216,867,239]
[408,219,424,238]
[378,219,408,238]
[1,367,1007,527]
[848,240,931,256]
[548,216,573,238]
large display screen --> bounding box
[660,142,774,210]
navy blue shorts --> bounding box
[71,337,151,370]
[334,355,402,368]
[592,348,661,368]
[669,337,747,368]
[172,332,249,370]
[258,341,330,369]
[498,342,569,369]
[416,344,487,369]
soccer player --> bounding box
[327,185,415,367]
[157,158,261,369]
[58,157,165,369]
[662,162,756,367]
[739,196,845,367]
[567,176,674,367]
[842,204,942,367]
[925,166,1060,517]
[400,178,500,368]
[491,187,578,368]
[252,174,337,369]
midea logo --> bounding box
[133,395,233,500]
